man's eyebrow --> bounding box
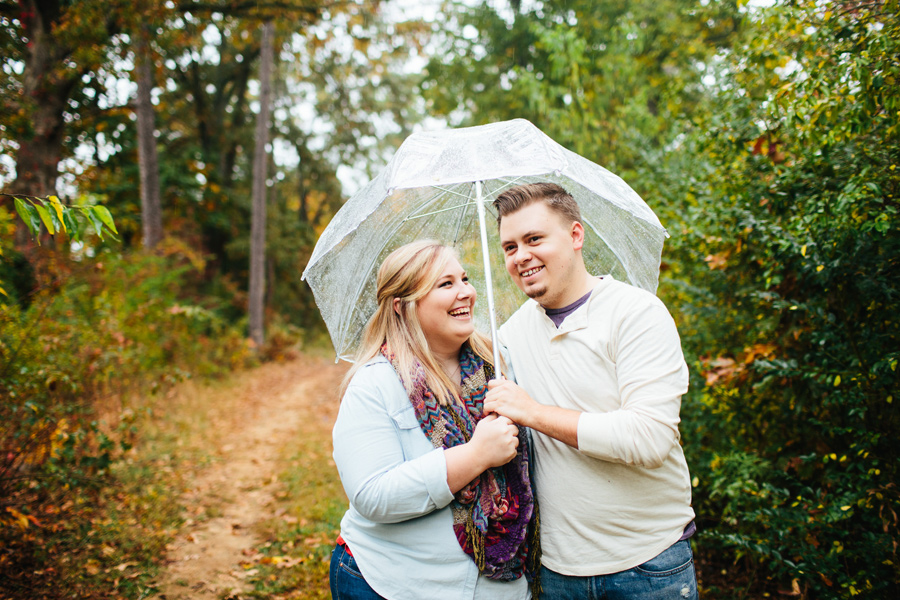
[501,229,545,246]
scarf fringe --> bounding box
[465,518,486,572]
[527,497,542,596]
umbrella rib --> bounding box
[404,176,534,222]
[451,182,475,245]
[337,213,421,357]
[404,200,477,222]
[402,184,473,215]
[582,215,629,279]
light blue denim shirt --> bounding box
[333,356,530,600]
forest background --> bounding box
[1,0,898,598]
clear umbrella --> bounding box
[302,119,667,368]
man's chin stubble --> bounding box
[525,286,546,300]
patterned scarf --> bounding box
[381,342,538,581]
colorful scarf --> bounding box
[381,342,538,581]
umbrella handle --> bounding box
[475,181,503,380]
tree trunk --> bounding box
[10,1,74,198]
[136,26,163,249]
[8,1,79,249]
[248,21,274,348]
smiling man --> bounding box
[484,183,698,600]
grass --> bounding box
[243,369,347,599]
[0,366,271,599]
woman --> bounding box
[330,240,537,600]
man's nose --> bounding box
[515,246,532,264]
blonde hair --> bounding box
[342,240,494,405]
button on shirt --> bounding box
[332,357,530,600]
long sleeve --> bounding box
[498,277,694,576]
[576,301,689,468]
[333,365,455,523]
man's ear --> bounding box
[393,297,402,316]
[571,221,586,251]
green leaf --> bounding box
[14,198,43,242]
[48,205,64,233]
[63,209,81,242]
[91,205,118,234]
[14,197,32,230]
[35,203,57,235]
[85,207,106,241]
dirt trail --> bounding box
[152,356,348,600]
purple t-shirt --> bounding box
[543,290,593,327]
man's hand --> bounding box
[485,378,582,448]
[485,379,540,427]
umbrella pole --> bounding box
[474,181,502,379]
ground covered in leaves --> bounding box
[1,352,348,600]
[2,350,770,600]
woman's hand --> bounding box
[470,413,519,469]
[444,413,518,493]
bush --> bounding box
[662,2,900,597]
[0,240,255,590]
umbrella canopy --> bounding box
[302,119,667,362]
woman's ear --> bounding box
[393,297,402,316]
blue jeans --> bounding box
[539,539,699,600]
[329,544,387,600]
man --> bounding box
[484,182,698,599]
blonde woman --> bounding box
[329,240,537,600]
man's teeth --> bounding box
[521,267,542,277]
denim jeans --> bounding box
[539,539,699,600]
[329,544,387,600]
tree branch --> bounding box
[176,1,325,15]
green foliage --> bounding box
[429,0,899,595]
[663,1,900,597]
[0,241,255,594]
[9,195,118,242]
[424,0,740,182]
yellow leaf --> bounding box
[5,507,31,529]
[801,244,807,256]
[50,195,65,223]
[816,265,824,272]
[834,375,841,387]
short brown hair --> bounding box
[493,182,581,227]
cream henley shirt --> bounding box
[498,276,694,576]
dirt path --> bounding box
[151,356,348,600]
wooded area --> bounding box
[1,0,898,598]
